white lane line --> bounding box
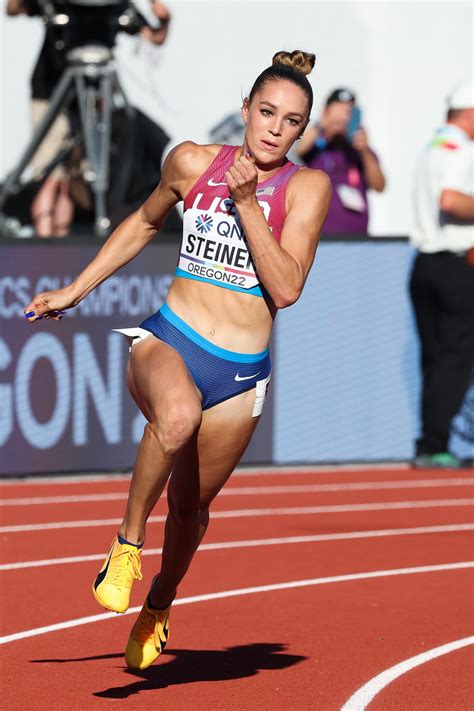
[340,636,474,711]
[0,463,410,486]
[1,498,473,534]
[2,478,473,507]
[235,464,410,475]
[1,524,473,572]
[0,493,128,506]
[0,560,472,646]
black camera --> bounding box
[25,0,147,52]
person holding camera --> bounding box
[5,0,171,238]
[7,0,75,237]
[296,88,385,235]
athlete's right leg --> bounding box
[93,335,202,612]
[121,335,203,544]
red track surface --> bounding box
[1,466,473,710]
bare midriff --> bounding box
[166,277,277,354]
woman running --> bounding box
[24,49,331,670]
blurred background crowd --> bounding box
[1,1,471,240]
[0,0,472,472]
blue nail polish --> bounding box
[24,311,35,318]
[36,316,43,320]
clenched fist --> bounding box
[225,153,258,206]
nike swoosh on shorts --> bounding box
[234,372,261,382]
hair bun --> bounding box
[272,50,316,76]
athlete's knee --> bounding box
[149,405,201,455]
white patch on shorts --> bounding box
[112,327,152,352]
[252,374,271,417]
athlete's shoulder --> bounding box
[161,142,224,198]
[288,165,332,199]
[166,141,222,175]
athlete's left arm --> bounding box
[229,165,331,308]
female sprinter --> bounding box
[24,49,331,669]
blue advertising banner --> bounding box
[0,242,273,475]
[1,240,471,475]
[274,242,473,463]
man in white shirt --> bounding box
[410,81,474,468]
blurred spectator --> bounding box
[295,88,385,235]
[5,0,171,238]
[410,80,474,469]
[7,0,74,236]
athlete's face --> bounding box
[242,79,309,164]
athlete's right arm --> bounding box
[24,142,209,321]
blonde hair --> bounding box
[248,49,316,113]
[272,50,316,77]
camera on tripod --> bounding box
[26,0,148,53]
[1,0,152,238]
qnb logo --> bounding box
[195,214,213,234]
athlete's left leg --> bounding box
[124,388,263,668]
[150,387,262,608]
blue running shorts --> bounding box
[115,303,271,415]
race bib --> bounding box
[178,207,259,291]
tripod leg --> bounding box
[76,73,96,173]
[75,70,113,238]
[1,68,75,204]
[94,72,113,236]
